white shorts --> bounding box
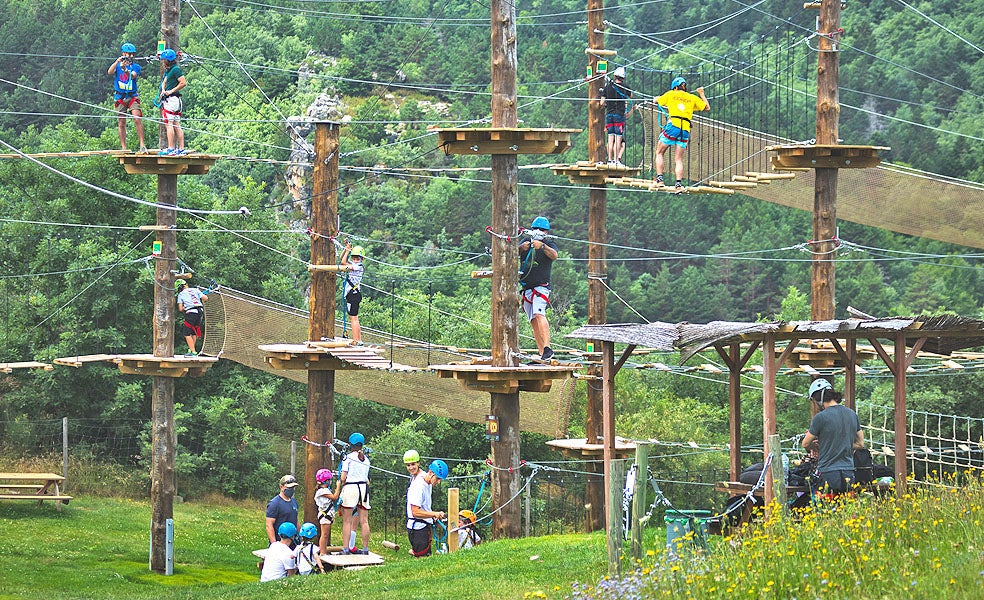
[521,285,550,321]
[161,95,182,123]
[340,482,370,510]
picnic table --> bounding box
[0,472,73,510]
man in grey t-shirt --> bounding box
[801,379,864,495]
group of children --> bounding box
[259,521,326,581]
[110,42,187,155]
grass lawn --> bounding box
[0,496,607,599]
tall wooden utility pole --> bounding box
[584,0,607,533]
[305,122,340,531]
[150,174,177,574]
[489,0,522,539]
[149,0,181,574]
[811,0,841,321]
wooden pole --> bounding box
[768,434,786,515]
[583,0,608,534]
[893,333,907,495]
[489,0,522,539]
[811,0,841,321]
[762,337,776,508]
[630,442,650,561]
[606,458,625,577]
[448,487,460,552]
[728,343,742,481]
[601,341,617,551]
[306,122,339,529]
[150,171,177,573]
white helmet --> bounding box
[612,67,626,79]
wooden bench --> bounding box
[0,473,73,510]
[253,547,384,570]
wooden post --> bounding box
[728,343,742,481]
[844,338,857,410]
[893,334,907,495]
[306,122,339,528]
[630,442,650,561]
[768,434,786,515]
[62,416,68,482]
[811,0,841,321]
[601,340,617,551]
[448,487,460,552]
[762,337,776,508]
[606,458,625,576]
[488,0,522,540]
[524,481,531,537]
[583,0,608,533]
[150,171,177,573]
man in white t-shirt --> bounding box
[406,459,448,557]
[260,522,297,582]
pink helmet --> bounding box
[316,468,333,483]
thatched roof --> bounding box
[566,315,984,364]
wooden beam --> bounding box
[894,334,908,495]
[762,337,777,508]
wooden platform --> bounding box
[436,128,581,155]
[0,361,53,373]
[117,151,220,175]
[552,161,641,184]
[53,353,217,377]
[767,144,890,169]
[431,363,577,394]
[252,548,384,570]
[546,437,638,458]
[259,340,420,372]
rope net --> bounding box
[201,286,575,437]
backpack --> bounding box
[853,448,874,485]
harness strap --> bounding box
[521,287,551,305]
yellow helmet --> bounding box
[350,246,365,258]
[459,509,476,525]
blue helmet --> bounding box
[121,43,136,54]
[531,216,550,231]
[277,521,297,539]
[299,522,318,540]
[671,76,687,89]
[808,378,833,403]
[348,432,365,446]
[160,49,177,61]
[429,459,449,480]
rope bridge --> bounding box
[201,286,576,437]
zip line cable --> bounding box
[889,0,984,56]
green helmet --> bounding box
[175,279,187,291]
[403,449,420,464]
[350,246,365,258]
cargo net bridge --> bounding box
[201,286,576,437]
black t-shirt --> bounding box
[603,81,632,116]
[519,238,557,289]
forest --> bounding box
[1,0,983,501]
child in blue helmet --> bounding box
[519,217,558,361]
[406,459,448,557]
[295,522,326,575]
[157,48,187,155]
[339,433,371,554]
[654,76,710,192]
[260,521,298,582]
[108,43,147,152]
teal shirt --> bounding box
[161,65,184,95]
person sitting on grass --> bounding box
[259,521,297,582]
[295,522,325,575]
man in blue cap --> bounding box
[519,217,558,361]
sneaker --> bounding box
[158,148,174,156]
[674,182,684,194]
[184,352,198,357]
[655,175,664,186]
[341,548,351,555]
[614,160,625,168]
[138,144,148,153]
[540,347,554,361]
[173,148,186,156]
[358,548,370,555]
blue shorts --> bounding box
[659,123,690,148]
[605,114,626,136]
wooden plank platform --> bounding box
[53,354,120,367]
[0,361,53,373]
[118,152,220,175]
[436,128,581,155]
[767,144,890,169]
[252,548,384,570]
[431,362,577,394]
[113,354,218,378]
[546,437,637,458]
[259,340,420,372]
[552,162,641,184]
